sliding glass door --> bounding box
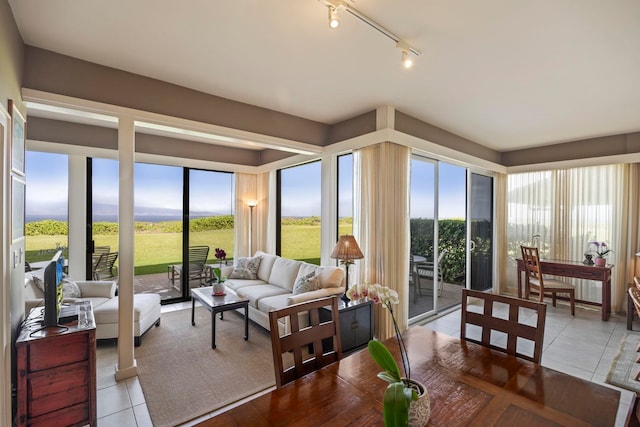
[469,173,493,291]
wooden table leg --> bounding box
[244,303,249,341]
[191,298,196,326]
[628,285,634,330]
[212,309,217,349]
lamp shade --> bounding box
[330,235,364,262]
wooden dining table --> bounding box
[201,326,622,426]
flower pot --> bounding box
[404,379,430,427]
[594,257,606,267]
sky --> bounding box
[26,151,469,220]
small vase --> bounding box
[594,257,606,267]
[404,378,430,427]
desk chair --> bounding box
[461,289,547,364]
[268,296,342,387]
[521,245,575,316]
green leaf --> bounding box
[383,382,410,426]
[377,372,397,384]
[368,340,402,383]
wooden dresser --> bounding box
[15,306,97,427]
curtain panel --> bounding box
[504,164,639,312]
[354,142,410,340]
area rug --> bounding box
[135,307,276,427]
[606,332,640,393]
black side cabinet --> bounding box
[321,299,373,355]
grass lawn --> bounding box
[26,224,353,275]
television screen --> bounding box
[42,250,64,327]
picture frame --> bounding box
[9,99,26,175]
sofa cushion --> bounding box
[29,269,46,293]
[292,271,319,295]
[61,278,82,298]
[268,258,302,291]
[93,293,159,324]
[236,284,289,309]
[229,256,262,280]
[255,251,278,282]
[258,293,292,313]
[224,278,266,292]
[317,266,344,288]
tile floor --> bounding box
[96,300,637,426]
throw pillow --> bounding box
[61,278,82,298]
[229,256,262,280]
[31,269,46,292]
[293,271,319,295]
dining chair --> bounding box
[460,288,547,364]
[521,245,575,316]
[625,392,640,427]
[268,296,342,387]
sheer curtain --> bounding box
[354,142,410,340]
[505,164,637,312]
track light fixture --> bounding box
[319,0,420,68]
[397,41,414,69]
[328,6,340,29]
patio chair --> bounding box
[461,289,547,364]
[92,251,118,281]
[268,296,342,387]
[168,245,210,288]
[92,245,111,270]
[415,248,448,297]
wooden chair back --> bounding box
[626,392,640,427]
[461,288,547,364]
[629,287,640,320]
[521,245,544,288]
[268,296,342,388]
[93,252,118,280]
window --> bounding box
[278,161,321,264]
[25,151,69,265]
[337,153,353,237]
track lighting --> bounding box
[319,0,421,69]
[328,6,340,29]
[397,41,416,69]
[401,50,413,69]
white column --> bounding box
[320,155,338,266]
[115,117,137,380]
[67,155,86,280]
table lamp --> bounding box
[330,235,364,302]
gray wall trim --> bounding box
[501,132,640,166]
[23,46,331,146]
[394,110,502,164]
[328,110,377,144]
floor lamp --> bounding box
[331,235,364,302]
[247,201,257,256]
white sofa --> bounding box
[220,251,345,332]
[25,271,161,346]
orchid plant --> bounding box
[213,248,227,282]
[346,283,418,426]
[590,241,612,259]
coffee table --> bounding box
[190,286,249,349]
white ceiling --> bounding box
[9,0,640,151]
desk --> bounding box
[516,258,613,321]
[202,326,621,426]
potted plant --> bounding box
[347,284,430,426]
[590,241,612,267]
